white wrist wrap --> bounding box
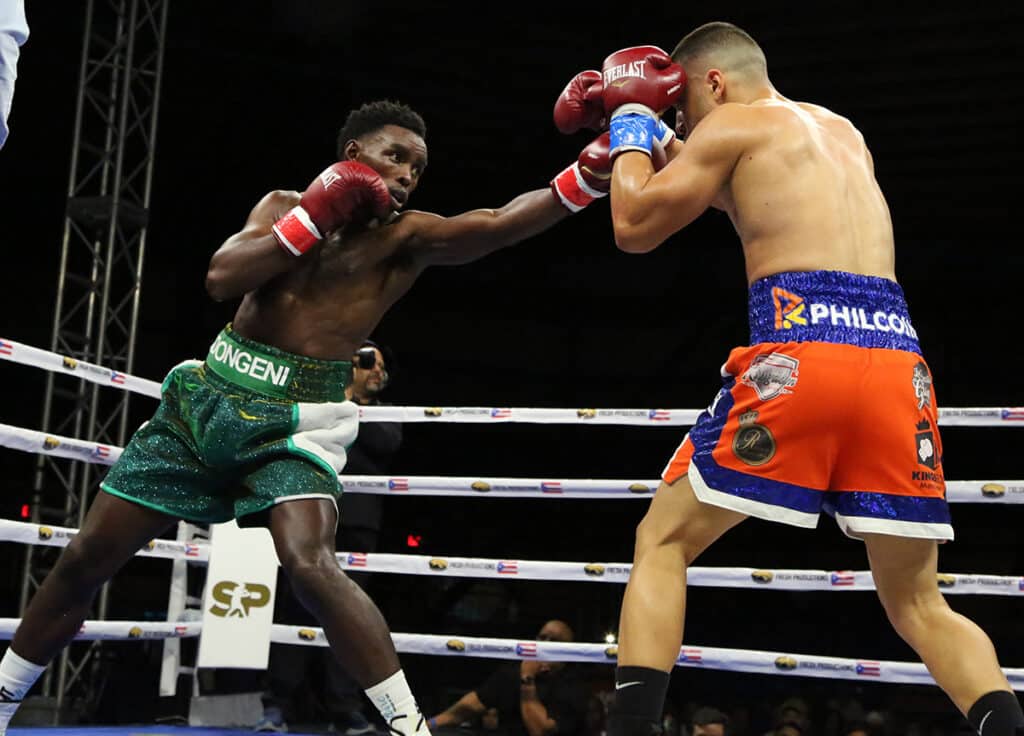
[551,162,607,213]
[271,205,322,256]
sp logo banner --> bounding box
[208,581,272,618]
[197,521,279,669]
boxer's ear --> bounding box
[341,138,360,161]
[707,69,726,100]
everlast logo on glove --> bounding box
[604,60,647,85]
[319,167,342,189]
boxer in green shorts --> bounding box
[2,99,607,736]
[100,325,358,524]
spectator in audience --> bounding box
[764,697,809,736]
[690,705,729,736]
[427,620,587,736]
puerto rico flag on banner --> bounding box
[831,571,855,586]
[347,553,368,567]
[93,445,111,460]
[648,409,671,421]
[497,560,518,575]
[184,544,200,557]
[491,408,512,419]
[0,339,13,356]
[516,642,537,657]
[679,648,703,664]
[110,371,126,385]
[856,661,881,676]
[1002,408,1024,421]
[541,481,562,494]
[388,478,409,491]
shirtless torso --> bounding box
[211,122,566,360]
[614,94,896,285]
[710,97,895,283]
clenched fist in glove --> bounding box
[553,69,606,134]
[601,46,686,160]
[272,161,392,256]
[550,132,613,213]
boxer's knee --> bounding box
[633,508,700,567]
[53,533,121,598]
[634,513,670,557]
[879,587,949,647]
[281,545,349,605]
[633,478,729,567]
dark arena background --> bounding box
[1,3,1023,736]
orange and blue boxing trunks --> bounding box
[662,270,951,540]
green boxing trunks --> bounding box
[100,324,357,524]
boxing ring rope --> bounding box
[2,337,1023,427]
[2,336,1023,694]
[3,517,1023,595]
[0,617,1021,690]
[2,518,1024,688]
[1,422,1021,504]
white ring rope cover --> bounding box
[1,423,1021,504]
[0,618,1020,690]
[2,336,1022,426]
[2,519,1021,596]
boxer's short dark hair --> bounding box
[671,21,766,76]
[337,100,426,159]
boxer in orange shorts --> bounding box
[554,21,1024,736]
[661,269,949,540]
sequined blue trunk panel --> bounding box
[748,270,921,354]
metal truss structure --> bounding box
[18,0,169,719]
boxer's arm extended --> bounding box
[402,188,570,267]
[205,190,303,301]
[611,104,751,253]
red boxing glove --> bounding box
[553,69,606,134]
[272,161,392,256]
[601,45,686,118]
[550,132,611,213]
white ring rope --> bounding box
[0,337,162,398]
[337,475,1024,504]
[2,336,1022,426]
[2,519,1021,596]
[0,618,1020,690]
[332,555,1024,596]
[2,423,1021,504]
[0,422,120,465]
[0,520,208,560]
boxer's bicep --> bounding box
[205,190,301,301]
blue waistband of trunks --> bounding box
[747,270,921,354]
